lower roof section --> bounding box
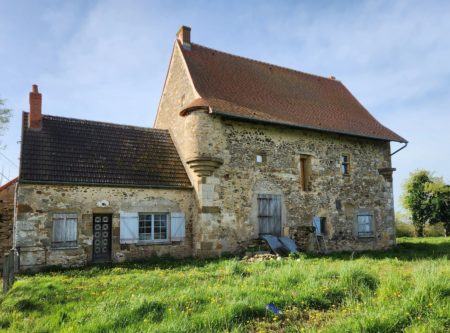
[20,113,192,188]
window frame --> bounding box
[357,213,374,237]
[340,154,350,175]
[299,155,312,191]
[52,213,78,248]
[319,217,327,236]
[255,151,267,164]
[138,213,169,243]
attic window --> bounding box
[341,154,350,175]
[256,152,266,164]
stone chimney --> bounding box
[177,26,191,49]
[29,84,42,129]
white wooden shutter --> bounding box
[313,216,321,235]
[66,217,77,242]
[171,212,185,242]
[120,212,139,244]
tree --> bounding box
[426,180,450,236]
[0,98,12,135]
[402,170,433,237]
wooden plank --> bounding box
[3,253,9,293]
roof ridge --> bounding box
[26,112,169,133]
[190,42,341,83]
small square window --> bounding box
[256,152,266,163]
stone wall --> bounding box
[162,110,396,256]
[15,184,195,270]
[0,179,16,269]
[206,118,396,254]
[154,42,396,256]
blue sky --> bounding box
[1,0,449,211]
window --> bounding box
[320,217,327,235]
[357,214,374,237]
[299,155,312,191]
[256,152,267,164]
[312,216,327,235]
[341,154,350,175]
[52,213,77,248]
[120,212,185,244]
[138,213,168,241]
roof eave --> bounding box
[18,179,193,190]
[211,109,408,143]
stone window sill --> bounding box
[358,235,375,239]
[136,240,171,246]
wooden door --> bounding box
[92,214,112,262]
[258,194,282,236]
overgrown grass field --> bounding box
[1,238,449,332]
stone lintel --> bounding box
[200,206,221,214]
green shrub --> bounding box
[425,223,446,237]
[396,222,415,237]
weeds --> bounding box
[0,237,449,332]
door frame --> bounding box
[92,213,112,262]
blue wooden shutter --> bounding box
[120,212,139,244]
[171,212,185,241]
[313,216,321,235]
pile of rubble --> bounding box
[242,253,278,262]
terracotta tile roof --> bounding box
[179,42,406,143]
[20,113,191,188]
[0,177,18,192]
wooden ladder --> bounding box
[314,234,328,254]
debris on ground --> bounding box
[242,253,278,262]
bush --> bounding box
[425,223,446,237]
[396,223,415,237]
[396,222,445,237]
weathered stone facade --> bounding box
[14,30,402,270]
[0,179,16,270]
[155,42,396,256]
[15,184,195,270]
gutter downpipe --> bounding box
[390,142,408,156]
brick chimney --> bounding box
[29,84,42,129]
[177,26,191,49]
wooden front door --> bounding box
[92,214,112,262]
[258,194,282,236]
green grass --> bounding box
[1,237,449,332]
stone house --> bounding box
[0,177,17,271]
[14,26,406,270]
